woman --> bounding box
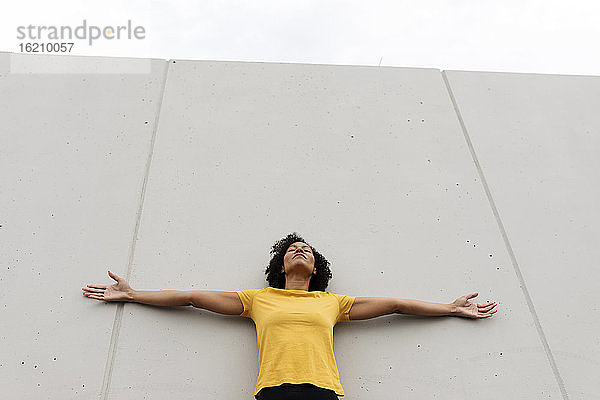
[82,232,498,399]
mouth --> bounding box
[293,254,306,258]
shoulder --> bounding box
[324,291,354,298]
[236,287,268,297]
[237,287,268,293]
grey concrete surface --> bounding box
[1,53,596,399]
[444,70,600,400]
[0,53,168,399]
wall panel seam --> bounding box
[99,59,171,400]
[440,69,569,400]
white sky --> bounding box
[2,0,599,76]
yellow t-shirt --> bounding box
[236,287,356,398]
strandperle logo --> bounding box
[16,20,146,46]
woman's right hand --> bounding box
[82,270,134,302]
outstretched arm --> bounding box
[82,270,190,306]
[348,292,498,320]
[82,270,243,314]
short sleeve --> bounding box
[236,289,260,318]
[332,293,356,323]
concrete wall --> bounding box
[1,52,598,399]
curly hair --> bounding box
[264,232,333,292]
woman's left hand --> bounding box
[452,292,498,319]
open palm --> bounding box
[82,270,133,302]
[452,292,498,319]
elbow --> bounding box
[394,299,405,314]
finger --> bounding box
[466,292,478,299]
[479,309,497,317]
[108,270,121,282]
[83,285,104,292]
[87,294,105,300]
[82,287,104,293]
[478,304,496,312]
[85,284,107,289]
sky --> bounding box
[1,0,599,76]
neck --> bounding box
[284,275,311,291]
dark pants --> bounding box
[256,383,340,400]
